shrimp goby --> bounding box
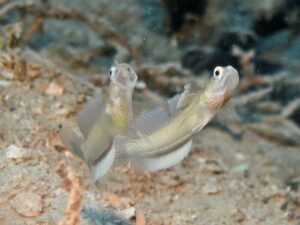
[60,63,138,182]
[115,66,239,172]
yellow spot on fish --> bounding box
[112,101,127,129]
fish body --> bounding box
[60,63,137,181]
[115,66,239,172]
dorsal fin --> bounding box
[176,83,200,110]
[130,105,171,136]
[133,91,172,118]
[129,92,183,137]
[59,124,84,159]
[167,94,180,115]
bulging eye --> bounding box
[109,66,116,77]
[129,71,137,84]
[214,66,223,79]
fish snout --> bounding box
[228,65,238,73]
[225,66,239,95]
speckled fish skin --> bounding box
[60,63,137,181]
[107,63,137,129]
[115,66,239,172]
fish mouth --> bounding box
[112,66,137,89]
[218,66,239,97]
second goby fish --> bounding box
[115,66,239,172]
[60,63,137,181]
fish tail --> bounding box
[131,139,193,172]
[59,125,84,159]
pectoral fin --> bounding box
[83,119,115,181]
[59,124,84,159]
[130,103,172,136]
[76,94,105,138]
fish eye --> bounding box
[109,66,116,77]
[214,67,223,79]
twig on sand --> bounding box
[57,161,84,225]
[21,16,44,44]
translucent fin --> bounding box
[133,98,169,120]
[167,94,180,115]
[129,105,171,136]
[217,106,240,123]
[76,94,105,138]
[59,124,84,159]
[132,101,157,119]
[90,143,116,182]
[176,83,200,110]
[82,115,115,165]
[143,90,173,116]
[114,135,131,153]
[215,106,242,136]
[131,139,193,172]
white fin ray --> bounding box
[131,139,193,172]
[167,94,180,115]
[129,93,182,137]
[129,105,172,136]
[133,94,172,119]
[76,94,105,138]
[91,144,116,182]
[59,125,84,159]
[82,114,115,165]
[215,105,242,135]
[132,101,158,118]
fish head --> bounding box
[204,66,239,109]
[109,63,137,89]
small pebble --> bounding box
[6,145,26,160]
[10,192,43,217]
[232,164,249,175]
[202,178,221,195]
[0,80,11,87]
[204,160,225,175]
[0,71,14,80]
[45,82,64,96]
[118,207,136,219]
